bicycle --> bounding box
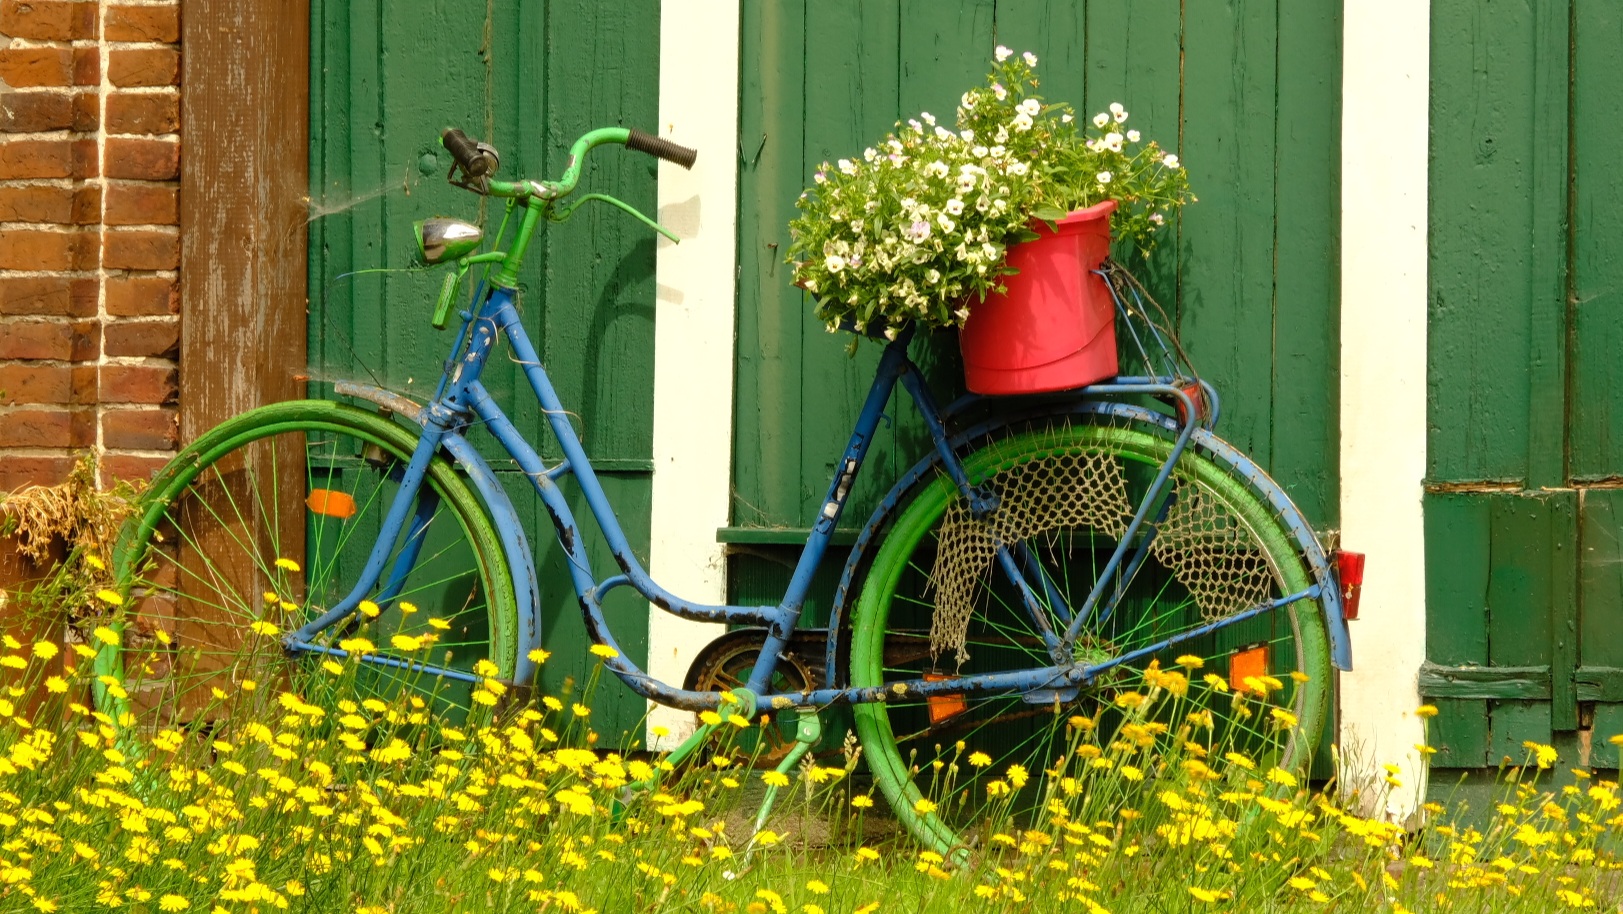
[100,123,1355,857]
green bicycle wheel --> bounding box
[104,400,518,736]
[849,416,1332,856]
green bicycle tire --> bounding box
[849,417,1333,857]
[102,400,518,735]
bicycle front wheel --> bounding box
[106,400,518,734]
[849,416,1332,856]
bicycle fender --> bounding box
[334,381,543,684]
[826,401,1353,686]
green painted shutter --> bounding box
[307,0,661,737]
[1424,0,1623,774]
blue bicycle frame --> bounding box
[287,276,1353,714]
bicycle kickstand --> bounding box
[745,707,823,850]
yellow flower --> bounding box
[31,641,58,660]
[851,795,874,809]
[274,557,301,572]
[45,677,66,694]
[1188,886,1222,903]
[528,648,552,664]
[390,634,422,652]
[762,771,790,788]
[1175,654,1204,669]
[806,880,829,895]
[158,895,190,911]
[93,626,119,645]
[913,798,937,814]
[471,690,498,706]
[96,589,124,606]
[358,600,381,618]
[589,644,620,659]
[427,617,451,630]
[1416,704,1439,718]
[249,620,280,636]
[968,751,991,767]
[1006,764,1029,788]
[32,899,58,913]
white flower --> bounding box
[1096,171,1112,184]
[995,45,1013,62]
[1093,112,1109,128]
[945,198,964,215]
[1163,154,1180,169]
[960,91,977,110]
[1109,101,1125,116]
[960,129,975,142]
[1023,51,1038,66]
[934,125,952,140]
[936,213,955,232]
[992,83,1007,101]
[907,118,922,132]
[863,147,877,162]
[1012,112,1033,132]
[1006,161,1029,176]
[1127,129,1141,143]
[926,160,949,179]
[813,171,827,184]
[804,279,818,292]
[994,125,1009,142]
[837,158,856,175]
[954,307,970,322]
[988,145,1006,158]
[1061,113,1073,123]
[824,254,846,273]
[1104,132,1123,153]
[921,111,936,126]
[1149,212,1165,225]
[1018,99,1040,117]
[907,221,931,242]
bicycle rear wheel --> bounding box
[849,416,1332,856]
[105,400,518,735]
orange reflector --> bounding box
[923,672,968,724]
[1229,644,1269,693]
[306,489,357,519]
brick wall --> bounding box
[0,0,180,491]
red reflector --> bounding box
[1334,550,1365,621]
[1230,644,1269,694]
[1175,382,1206,426]
[306,489,357,519]
[923,672,968,725]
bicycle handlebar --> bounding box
[439,125,696,201]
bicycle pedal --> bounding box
[1021,687,1078,704]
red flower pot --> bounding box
[959,200,1119,395]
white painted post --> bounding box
[1339,0,1431,818]
[646,0,740,748]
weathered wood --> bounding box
[1419,662,1551,700]
[1428,698,1490,768]
[181,0,311,436]
[1424,493,1491,666]
[1489,701,1552,768]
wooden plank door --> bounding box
[1423,0,1623,773]
[306,0,662,736]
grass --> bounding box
[0,635,1620,914]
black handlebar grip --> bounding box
[626,128,698,170]
[441,128,497,178]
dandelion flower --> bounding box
[274,557,301,572]
[1416,704,1439,718]
[158,895,190,912]
[851,795,874,809]
[93,626,119,646]
[95,589,124,607]
[913,797,938,814]
[589,644,620,659]
[968,751,991,767]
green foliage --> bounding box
[787,47,1192,335]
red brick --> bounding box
[100,454,170,485]
[103,229,178,270]
[0,319,96,360]
[0,46,72,87]
[71,90,98,131]
[0,91,72,132]
[0,139,97,180]
[102,407,177,450]
[105,4,179,43]
[0,229,96,271]
[0,185,72,222]
[103,319,178,358]
[104,276,176,317]
[104,182,177,225]
[0,277,97,317]
[72,45,98,86]
[0,408,94,448]
[0,363,95,405]
[108,48,179,88]
[104,137,178,180]
[0,0,98,41]
[99,363,177,404]
[105,91,179,135]
[0,455,79,490]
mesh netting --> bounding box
[927,439,1278,666]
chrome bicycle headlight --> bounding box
[414,218,483,264]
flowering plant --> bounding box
[787,47,1192,335]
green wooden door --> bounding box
[1423,0,1623,773]
[731,1,1342,627]
[306,0,661,738]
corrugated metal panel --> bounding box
[308,0,660,736]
